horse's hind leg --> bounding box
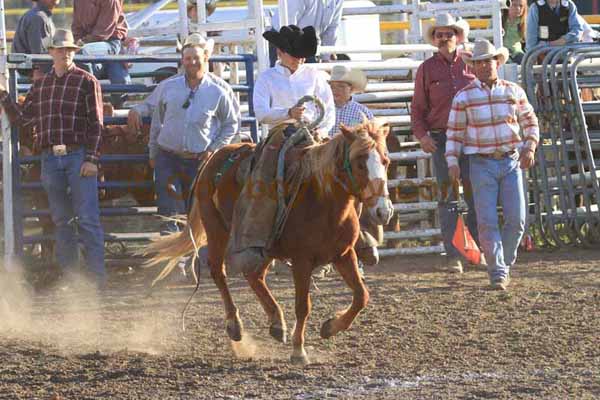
[320,249,369,339]
[290,259,313,365]
[244,260,287,343]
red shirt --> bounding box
[2,65,104,163]
[72,0,128,42]
[411,52,475,140]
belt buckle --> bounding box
[52,144,67,156]
[492,149,504,160]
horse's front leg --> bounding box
[244,260,287,343]
[320,248,369,339]
[290,260,313,365]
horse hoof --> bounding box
[320,318,336,339]
[290,353,310,365]
[226,321,243,342]
[269,325,287,344]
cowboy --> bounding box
[72,0,131,107]
[328,65,374,137]
[12,0,58,80]
[227,24,335,272]
[526,0,584,50]
[0,29,107,289]
[127,33,240,235]
[411,13,478,274]
[446,40,540,291]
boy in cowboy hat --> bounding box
[411,13,479,274]
[227,24,335,272]
[328,65,373,136]
[0,29,107,289]
[446,40,540,291]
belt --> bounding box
[477,149,517,160]
[429,129,446,135]
[159,146,202,160]
[42,144,84,156]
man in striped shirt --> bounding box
[446,40,539,291]
[0,29,106,289]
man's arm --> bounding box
[410,64,430,140]
[0,83,37,128]
[525,4,539,51]
[208,89,240,152]
[445,94,467,168]
[563,2,584,44]
[85,0,122,42]
[253,73,289,125]
[320,0,344,48]
[84,76,104,164]
[515,87,540,152]
[25,14,52,54]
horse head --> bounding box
[339,121,394,226]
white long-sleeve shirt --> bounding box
[253,62,335,138]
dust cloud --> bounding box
[0,263,180,356]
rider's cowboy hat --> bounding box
[328,65,368,92]
[263,25,318,59]
[425,13,467,45]
[182,32,215,54]
[47,29,80,50]
[462,39,509,65]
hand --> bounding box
[148,158,155,169]
[550,38,566,46]
[288,106,306,121]
[448,165,461,182]
[127,109,142,135]
[519,148,535,169]
[419,134,437,154]
[80,161,98,177]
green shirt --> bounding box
[504,19,524,56]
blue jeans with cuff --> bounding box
[41,147,106,286]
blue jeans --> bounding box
[431,133,478,260]
[79,39,131,107]
[154,149,201,233]
[469,154,526,281]
[40,148,106,285]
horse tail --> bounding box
[143,155,214,286]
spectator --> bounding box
[502,0,528,64]
[127,33,240,235]
[411,13,478,274]
[270,0,344,63]
[11,0,58,80]
[526,0,584,50]
[72,0,131,107]
[1,29,106,289]
[328,65,373,136]
[446,40,540,291]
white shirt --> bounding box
[253,62,335,138]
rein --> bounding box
[335,142,362,198]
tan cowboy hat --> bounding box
[329,65,368,92]
[462,39,509,65]
[425,13,466,45]
[48,29,80,50]
[182,33,215,54]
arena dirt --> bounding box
[0,249,599,399]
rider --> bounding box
[227,24,335,271]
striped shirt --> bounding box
[445,78,539,167]
[2,65,104,163]
[330,99,374,137]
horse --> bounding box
[145,121,394,364]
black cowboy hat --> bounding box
[263,25,318,59]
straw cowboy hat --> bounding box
[48,29,80,50]
[425,13,467,45]
[329,65,368,92]
[462,39,509,65]
[263,25,318,59]
[182,33,215,54]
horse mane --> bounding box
[301,121,386,194]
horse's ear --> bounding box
[340,123,357,142]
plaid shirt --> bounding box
[2,65,104,163]
[445,79,539,167]
[330,99,374,137]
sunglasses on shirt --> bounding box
[182,89,195,109]
[434,31,456,39]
